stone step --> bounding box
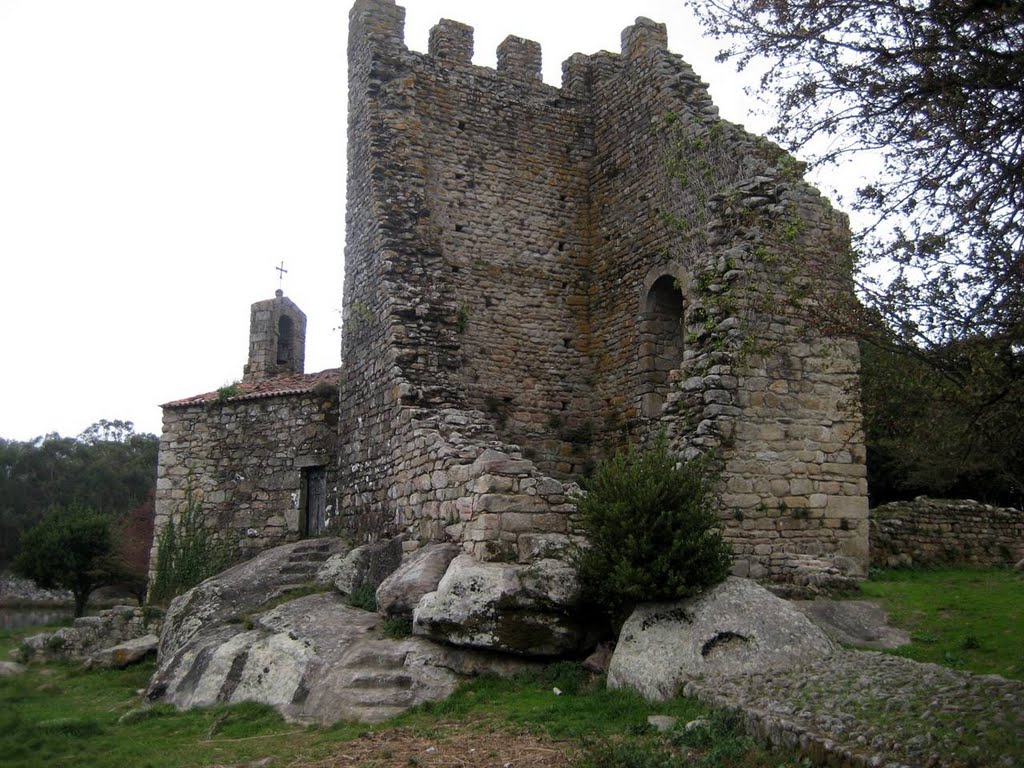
[286,552,329,564]
[279,563,319,576]
[341,647,409,670]
[291,539,337,554]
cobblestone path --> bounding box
[686,651,1023,768]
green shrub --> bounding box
[382,616,413,638]
[149,483,231,604]
[572,437,733,624]
[347,584,377,611]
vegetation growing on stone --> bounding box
[572,437,733,623]
[148,485,230,604]
[346,584,377,612]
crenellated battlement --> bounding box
[349,0,685,94]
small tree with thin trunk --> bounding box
[13,506,115,617]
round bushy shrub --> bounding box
[573,437,733,622]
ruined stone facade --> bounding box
[337,0,868,585]
[154,0,869,590]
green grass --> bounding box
[2,567,1018,767]
[859,567,1023,679]
[0,624,803,768]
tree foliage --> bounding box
[861,337,1024,507]
[693,0,1024,504]
[112,491,156,604]
[0,420,158,569]
[693,0,1023,351]
[572,438,733,625]
[12,507,116,617]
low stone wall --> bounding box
[17,605,162,663]
[870,497,1024,568]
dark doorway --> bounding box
[303,467,326,536]
[639,275,684,417]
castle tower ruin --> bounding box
[337,0,869,588]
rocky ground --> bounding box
[687,650,1024,768]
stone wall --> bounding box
[153,370,341,572]
[871,498,1024,568]
[18,605,161,663]
[339,0,868,586]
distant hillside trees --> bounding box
[0,420,158,571]
[861,339,1023,509]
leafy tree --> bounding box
[111,491,156,604]
[572,438,733,627]
[693,0,1023,352]
[861,337,1024,507]
[13,507,116,616]
[0,420,157,569]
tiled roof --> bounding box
[163,368,340,408]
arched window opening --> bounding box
[277,316,294,367]
[639,275,684,417]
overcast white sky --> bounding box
[0,0,787,442]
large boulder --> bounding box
[413,555,591,656]
[158,539,347,660]
[331,538,406,596]
[608,577,835,700]
[147,591,536,724]
[87,634,159,669]
[376,543,461,618]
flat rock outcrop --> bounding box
[158,539,346,660]
[413,555,591,656]
[608,577,835,700]
[791,599,910,650]
[149,592,535,724]
[148,541,540,724]
[0,661,27,677]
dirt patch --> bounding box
[233,722,576,768]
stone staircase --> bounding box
[270,538,349,598]
[328,641,429,722]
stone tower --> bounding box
[243,290,307,382]
[335,0,870,589]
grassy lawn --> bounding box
[858,566,1023,679]
[2,567,1019,767]
[0,627,806,768]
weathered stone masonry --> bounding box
[871,497,1024,568]
[338,0,869,586]
[152,292,340,572]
